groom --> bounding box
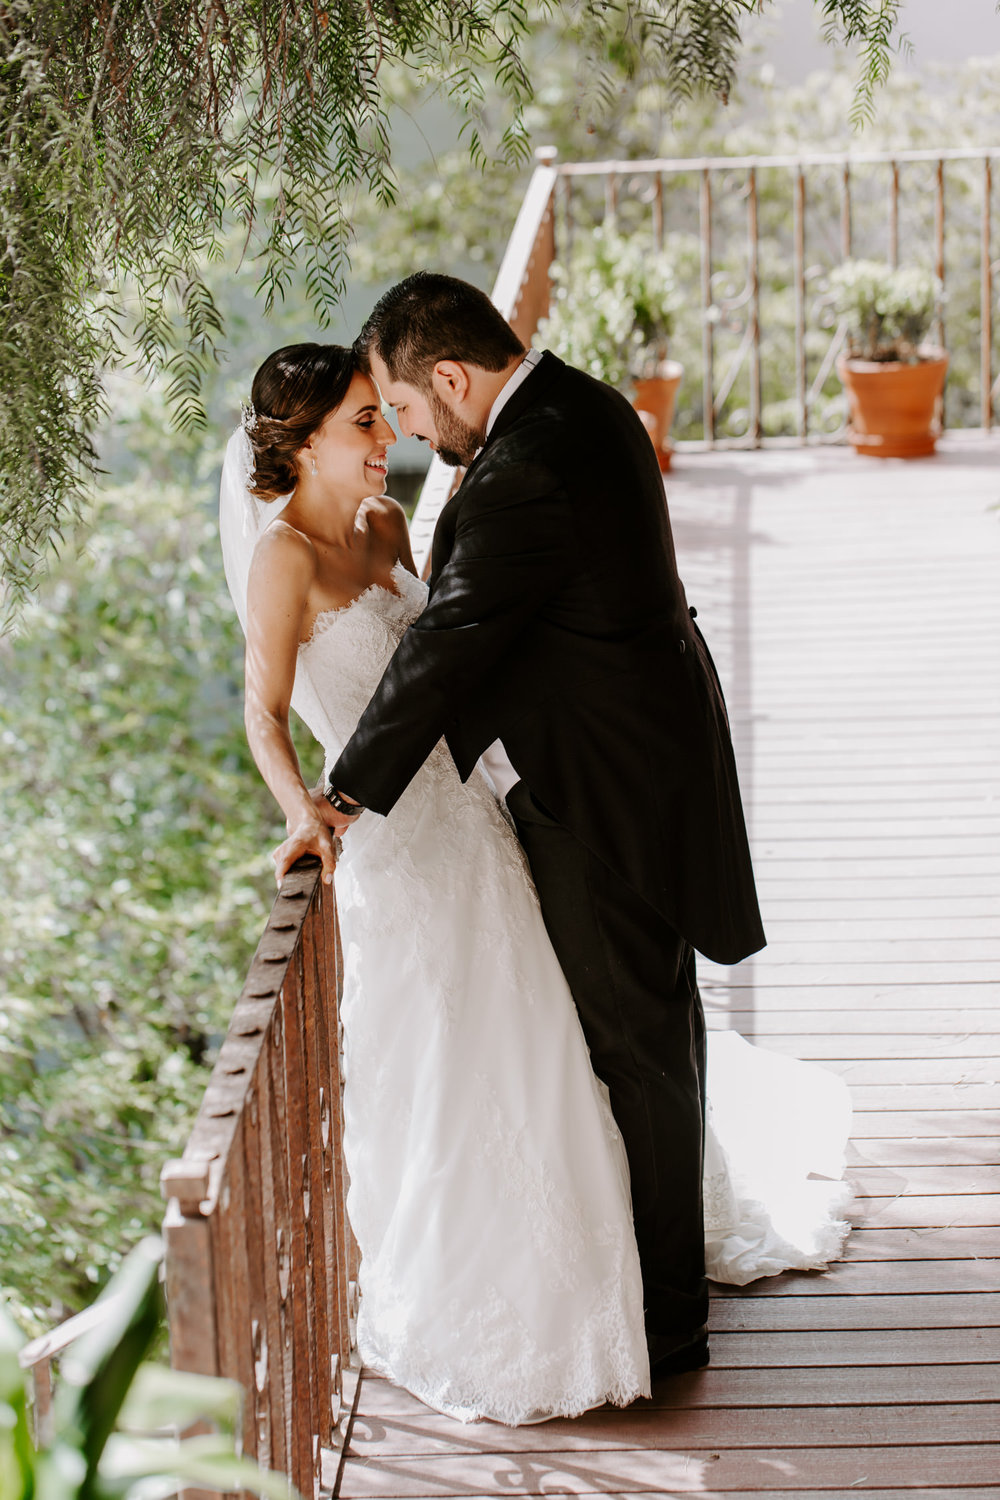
[322,271,765,1374]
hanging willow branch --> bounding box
[0,0,902,600]
[817,0,907,126]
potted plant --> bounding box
[830,259,947,458]
[534,224,683,470]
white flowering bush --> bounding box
[534,225,682,389]
[830,259,943,362]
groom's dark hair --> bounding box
[355,272,524,387]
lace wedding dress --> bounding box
[285,561,852,1425]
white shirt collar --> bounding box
[484,348,543,437]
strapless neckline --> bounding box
[300,560,417,650]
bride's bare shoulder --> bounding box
[248,516,317,601]
[364,495,417,572]
[255,514,316,560]
[363,493,408,531]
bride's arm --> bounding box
[244,528,339,886]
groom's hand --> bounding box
[272,809,339,887]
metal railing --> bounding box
[160,855,355,1498]
[409,143,999,563]
[554,146,998,446]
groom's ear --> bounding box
[430,360,471,407]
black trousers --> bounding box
[507,780,708,1341]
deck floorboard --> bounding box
[334,439,1000,1498]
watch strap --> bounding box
[324,784,364,816]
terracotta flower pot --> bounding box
[632,360,683,472]
[836,347,948,459]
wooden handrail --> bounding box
[19,1289,130,1371]
[18,1289,133,1447]
[408,145,559,576]
[160,854,356,1498]
[555,145,1000,174]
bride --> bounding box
[220,341,852,1426]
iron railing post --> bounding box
[982,155,993,431]
[935,158,947,426]
[747,166,762,445]
[889,159,900,266]
[794,163,807,440]
[700,166,715,444]
[841,161,852,259]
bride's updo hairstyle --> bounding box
[247,343,357,501]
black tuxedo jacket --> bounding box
[331,353,765,965]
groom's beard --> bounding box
[428,389,486,468]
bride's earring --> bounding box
[310,456,318,477]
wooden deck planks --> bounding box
[334,440,1000,1498]
[723,1257,999,1293]
[346,1400,1000,1454]
[709,1293,1000,1329]
[851,1163,999,1192]
[336,1441,1000,1496]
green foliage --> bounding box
[56,1239,164,1497]
[817,0,907,126]
[0,0,525,601]
[829,259,941,362]
[0,389,291,1334]
[0,0,905,602]
[2,1236,298,1499]
[0,1308,33,1498]
[534,224,682,387]
[0,0,917,1332]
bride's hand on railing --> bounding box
[272,807,339,887]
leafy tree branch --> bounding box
[1,1,904,602]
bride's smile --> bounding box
[297,371,396,507]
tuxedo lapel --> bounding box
[428,352,564,588]
[447,351,560,486]
[429,487,462,585]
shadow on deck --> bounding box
[333,436,1000,1499]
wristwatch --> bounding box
[324,785,364,816]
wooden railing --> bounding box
[409,146,559,574]
[160,855,355,1498]
[17,1290,131,1448]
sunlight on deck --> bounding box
[333,436,1000,1499]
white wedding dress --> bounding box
[284,561,853,1425]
